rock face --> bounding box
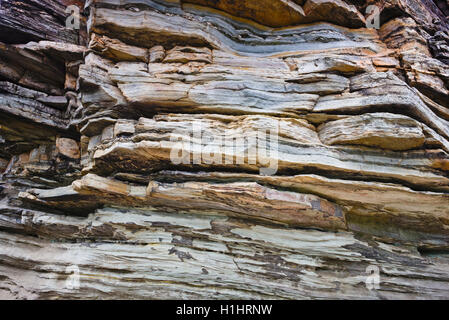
[1,0,449,299]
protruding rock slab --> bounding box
[152,170,449,241]
[85,114,449,193]
[314,72,449,141]
[183,0,307,27]
[68,173,348,230]
[89,34,148,62]
[318,113,425,151]
[56,138,80,159]
[90,5,383,57]
[302,0,366,28]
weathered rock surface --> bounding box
[1,0,449,300]
[317,113,426,150]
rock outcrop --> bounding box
[1,0,449,299]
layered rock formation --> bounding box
[1,0,449,299]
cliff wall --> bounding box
[1,0,449,299]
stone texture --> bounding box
[0,0,86,45]
[1,0,449,300]
[56,138,80,159]
[317,113,426,150]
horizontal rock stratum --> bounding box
[1,0,449,299]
